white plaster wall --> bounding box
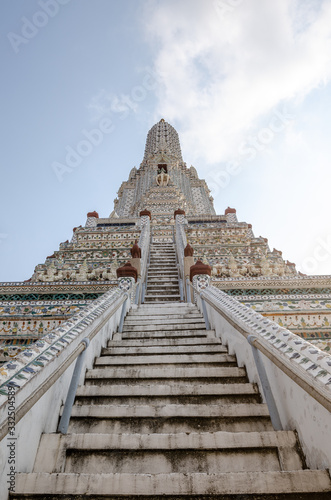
[0,297,129,500]
[197,296,331,471]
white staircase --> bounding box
[11,248,331,498]
[144,242,181,302]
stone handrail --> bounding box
[175,215,187,280]
[138,216,151,286]
[201,285,331,412]
[0,286,128,441]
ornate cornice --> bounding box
[212,275,331,289]
[0,281,118,295]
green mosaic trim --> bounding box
[0,293,103,301]
[223,288,331,296]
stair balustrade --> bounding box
[0,284,134,499]
[190,279,331,470]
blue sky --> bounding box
[1,0,331,281]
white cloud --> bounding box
[88,89,138,121]
[142,0,331,165]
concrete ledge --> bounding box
[14,470,331,495]
[67,402,270,418]
[121,330,212,338]
[76,382,259,397]
[101,344,227,354]
[108,338,222,346]
[85,366,247,379]
[94,353,236,366]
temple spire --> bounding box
[143,119,183,162]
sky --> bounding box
[1,0,331,282]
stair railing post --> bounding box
[179,279,184,302]
[186,278,191,303]
[200,293,210,330]
[135,279,141,305]
[141,282,146,303]
[57,337,90,434]
[118,293,129,333]
[247,334,282,431]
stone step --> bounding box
[150,251,175,254]
[147,271,178,275]
[85,366,247,382]
[149,256,176,259]
[125,317,201,323]
[128,311,196,318]
[151,244,174,247]
[124,317,204,326]
[149,265,177,268]
[72,393,261,406]
[148,262,178,274]
[126,312,203,321]
[150,249,176,252]
[147,284,179,289]
[107,338,222,347]
[144,289,179,293]
[121,329,211,338]
[68,413,274,434]
[146,283,179,286]
[76,382,259,398]
[147,275,179,280]
[147,277,178,281]
[102,344,225,355]
[67,403,270,419]
[13,470,331,498]
[147,274,178,278]
[145,290,180,296]
[138,302,193,307]
[150,250,176,253]
[145,281,179,286]
[128,308,197,316]
[149,264,177,268]
[144,296,181,302]
[147,281,179,287]
[75,383,260,406]
[94,353,237,366]
[122,322,207,332]
[145,288,180,294]
[147,275,179,279]
[33,431,303,475]
[146,280,179,285]
[144,296,181,300]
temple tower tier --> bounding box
[113,119,216,221]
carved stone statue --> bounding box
[131,240,141,258]
[156,168,170,186]
[184,243,194,257]
[228,254,240,277]
[260,255,272,276]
